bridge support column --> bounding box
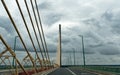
[55,24,62,67]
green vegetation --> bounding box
[83,65,120,74]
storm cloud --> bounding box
[1,0,120,65]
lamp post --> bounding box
[70,53,72,65]
[12,36,19,67]
[79,35,86,66]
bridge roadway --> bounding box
[48,67,97,75]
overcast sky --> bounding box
[0,0,120,65]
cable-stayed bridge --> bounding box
[0,0,120,75]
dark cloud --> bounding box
[80,11,120,55]
[101,11,119,23]
[63,47,95,54]
[38,2,51,10]
[47,43,57,52]
[38,1,63,26]
[84,49,95,54]
[76,46,96,54]
[62,39,70,44]
[107,42,115,45]
[0,16,17,48]
[83,18,100,27]
[111,21,120,34]
[67,26,82,34]
[82,10,120,33]
[63,50,95,54]
[43,13,63,25]
[1,0,120,65]
[85,32,103,47]
[101,10,120,34]
[62,34,71,44]
[101,11,113,21]
[99,49,120,55]
[63,12,120,56]
[98,44,120,55]
[88,43,103,48]
[0,16,15,34]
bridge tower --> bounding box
[55,24,62,67]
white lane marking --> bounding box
[66,68,77,75]
[41,68,59,75]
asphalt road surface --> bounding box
[48,67,97,75]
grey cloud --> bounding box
[1,0,120,65]
[88,43,103,48]
[82,10,120,30]
[79,13,120,55]
[62,39,70,44]
[46,32,58,43]
[38,1,63,26]
[47,43,57,52]
[111,21,120,34]
[84,49,95,54]
[0,16,15,34]
[85,31,103,47]
[62,50,95,54]
[99,49,120,55]
[0,41,6,52]
[100,10,120,34]
[38,2,52,10]
[62,34,72,44]
[67,26,82,34]
[82,9,120,37]
[43,13,63,25]
[98,44,120,55]
[85,32,100,41]
[101,11,113,21]
[107,42,115,45]
[83,18,100,27]
[61,34,96,55]
[0,16,17,48]
[76,46,96,54]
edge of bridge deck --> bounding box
[33,67,59,75]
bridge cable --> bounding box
[15,0,43,69]
[24,0,47,68]
[1,0,37,73]
[34,0,51,67]
[30,0,48,66]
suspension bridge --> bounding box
[0,0,120,75]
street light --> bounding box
[70,53,72,65]
[79,35,86,66]
[12,36,19,67]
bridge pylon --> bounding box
[55,24,62,67]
